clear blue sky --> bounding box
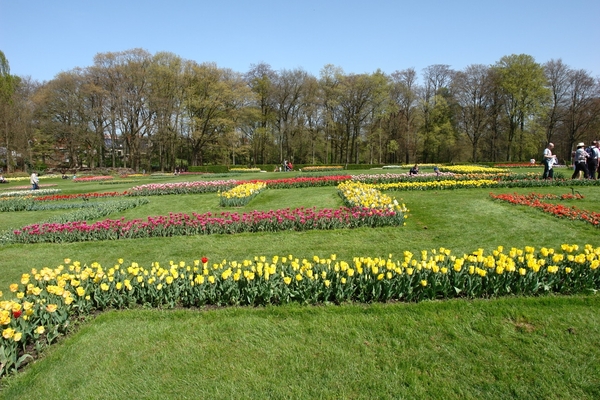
[1,0,598,82]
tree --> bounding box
[34,70,98,168]
[562,68,600,154]
[298,74,322,164]
[0,50,21,172]
[493,54,550,161]
[337,72,387,165]
[244,63,277,164]
[148,52,186,171]
[419,65,454,162]
[542,59,570,145]
[388,68,419,164]
[182,62,251,166]
[319,64,344,164]
[272,68,309,163]
[452,64,493,162]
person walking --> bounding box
[30,171,39,190]
[542,143,557,179]
[586,140,599,179]
[571,143,589,179]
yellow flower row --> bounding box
[3,244,598,302]
[301,166,344,171]
[218,182,267,199]
[228,168,261,173]
[337,181,408,213]
[440,165,508,174]
[1,174,61,182]
[2,244,600,347]
[372,179,499,191]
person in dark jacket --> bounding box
[571,142,589,179]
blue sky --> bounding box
[1,0,598,82]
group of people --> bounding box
[278,160,293,172]
[408,164,440,176]
[543,141,600,180]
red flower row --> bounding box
[34,192,125,201]
[490,192,599,227]
[9,206,405,243]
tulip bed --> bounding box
[301,166,344,172]
[373,179,500,191]
[2,180,409,244]
[0,197,143,213]
[0,184,59,191]
[73,176,114,183]
[1,243,599,377]
[218,182,267,207]
[127,180,238,196]
[0,175,61,183]
[490,192,600,227]
[440,165,509,174]
[228,168,261,173]
[33,192,124,202]
[0,189,61,198]
[3,205,406,244]
[337,181,408,214]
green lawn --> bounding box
[1,169,599,399]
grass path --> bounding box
[1,296,599,399]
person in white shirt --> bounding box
[542,143,557,179]
[30,172,40,190]
[586,140,599,179]
[571,143,589,179]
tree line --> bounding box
[1,48,599,173]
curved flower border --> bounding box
[490,192,600,227]
[1,243,599,377]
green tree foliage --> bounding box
[493,54,551,161]
[0,51,23,172]
[4,50,600,171]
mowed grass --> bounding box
[1,297,599,399]
[1,169,600,398]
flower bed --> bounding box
[337,181,408,217]
[127,180,238,196]
[229,168,262,173]
[1,174,61,183]
[1,243,598,377]
[301,166,344,172]
[33,192,124,202]
[440,165,509,174]
[494,163,539,168]
[352,172,456,183]
[0,189,62,198]
[0,197,107,213]
[3,205,406,244]
[251,175,352,189]
[0,184,58,191]
[73,176,114,183]
[218,182,267,207]
[374,179,500,191]
[490,192,600,227]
